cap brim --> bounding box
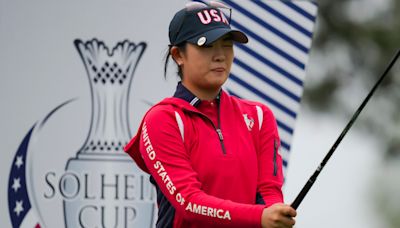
[187,28,248,46]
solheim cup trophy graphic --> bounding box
[64,39,155,227]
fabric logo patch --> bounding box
[243,114,254,131]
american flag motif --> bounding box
[8,126,42,228]
[201,0,318,175]
[7,99,73,228]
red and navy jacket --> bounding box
[124,83,284,228]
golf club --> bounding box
[291,48,400,210]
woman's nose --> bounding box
[213,45,226,62]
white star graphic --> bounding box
[14,200,24,216]
[12,178,21,192]
[15,156,23,169]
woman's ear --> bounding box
[170,46,183,66]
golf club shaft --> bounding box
[291,49,400,210]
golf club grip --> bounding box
[290,170,318,210]
[290,181,312,210]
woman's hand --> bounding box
[261,203,297,228]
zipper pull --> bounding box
[216,129,224,141]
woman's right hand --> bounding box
[261,203,297,228]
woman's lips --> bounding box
[212,67,226,72]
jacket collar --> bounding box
[173,82,222,107]
[173,82,201,107]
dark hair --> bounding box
[163,43,186,79]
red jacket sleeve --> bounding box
[137,105,265,227]
[256,105,284,207]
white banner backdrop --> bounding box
[0,1,317,227]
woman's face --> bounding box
[174,35,234,99]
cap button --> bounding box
[197,37,207,46]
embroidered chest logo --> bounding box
[243,114,254,131]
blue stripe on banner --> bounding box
[252,1,313,37]
[230,73,297,118]
[282,1,317,22]
[228,89,294,136]
[234,58,301,102]
[281,140,291,151]
[276,119,294,135]
[227,88,241,98]
[231,21,306,70]
[224,0,309,53]
[283,159,288,167]
[236,43,303,86]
